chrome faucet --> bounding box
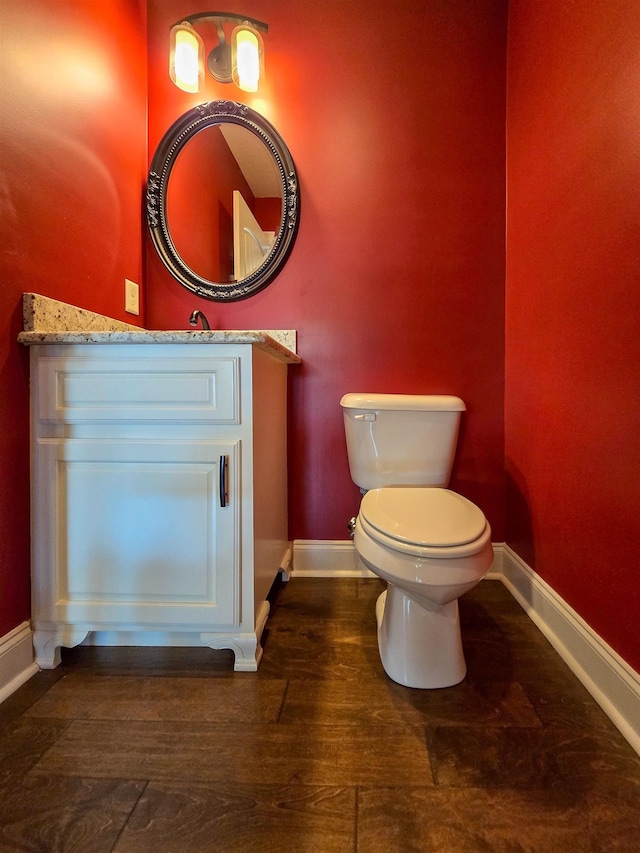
[189,309,210,330]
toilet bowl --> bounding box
[355,486,493,688]
[340,392,493,690]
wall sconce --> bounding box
[169,12,267,94]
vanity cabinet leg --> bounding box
[200,635,262,671]
[33,627,90,669]
[201,601,271,671]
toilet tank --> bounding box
[340,393,466,491]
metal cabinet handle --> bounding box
[219,455,229,507]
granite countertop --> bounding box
[18,294,301,364]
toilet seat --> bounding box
[359,487,490,559]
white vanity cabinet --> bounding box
[28,340,295,671]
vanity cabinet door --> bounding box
[32,437,241,630]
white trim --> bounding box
[500,544,640,756]
[0,622,39,704]
[487,540,506,578]
[293,539,376,577]
[293,539,505,580]
[292,539,640,756]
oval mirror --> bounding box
[146,100,299,301]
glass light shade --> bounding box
[231,24,264,92]
[169,22,204,93]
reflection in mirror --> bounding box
[167,125,281,282]
[233,190,276,278]
[147,100,299,302]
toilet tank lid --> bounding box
[340,393,466,412]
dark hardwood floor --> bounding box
[1,578,639,851]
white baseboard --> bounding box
[292,539,640,756]
[0,622,39,704]
[499,543,640,756]
[293,539,505,580]
[292,539,376,577]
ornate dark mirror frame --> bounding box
[146,100,299,302]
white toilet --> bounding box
[340,393,493,689]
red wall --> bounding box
[146,0,508,543]
[254,198,282,235]
[0,0,147,637]
[505,1,640,669]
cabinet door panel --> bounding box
[34,438,240,627]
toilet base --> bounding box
[375,585,467,689]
